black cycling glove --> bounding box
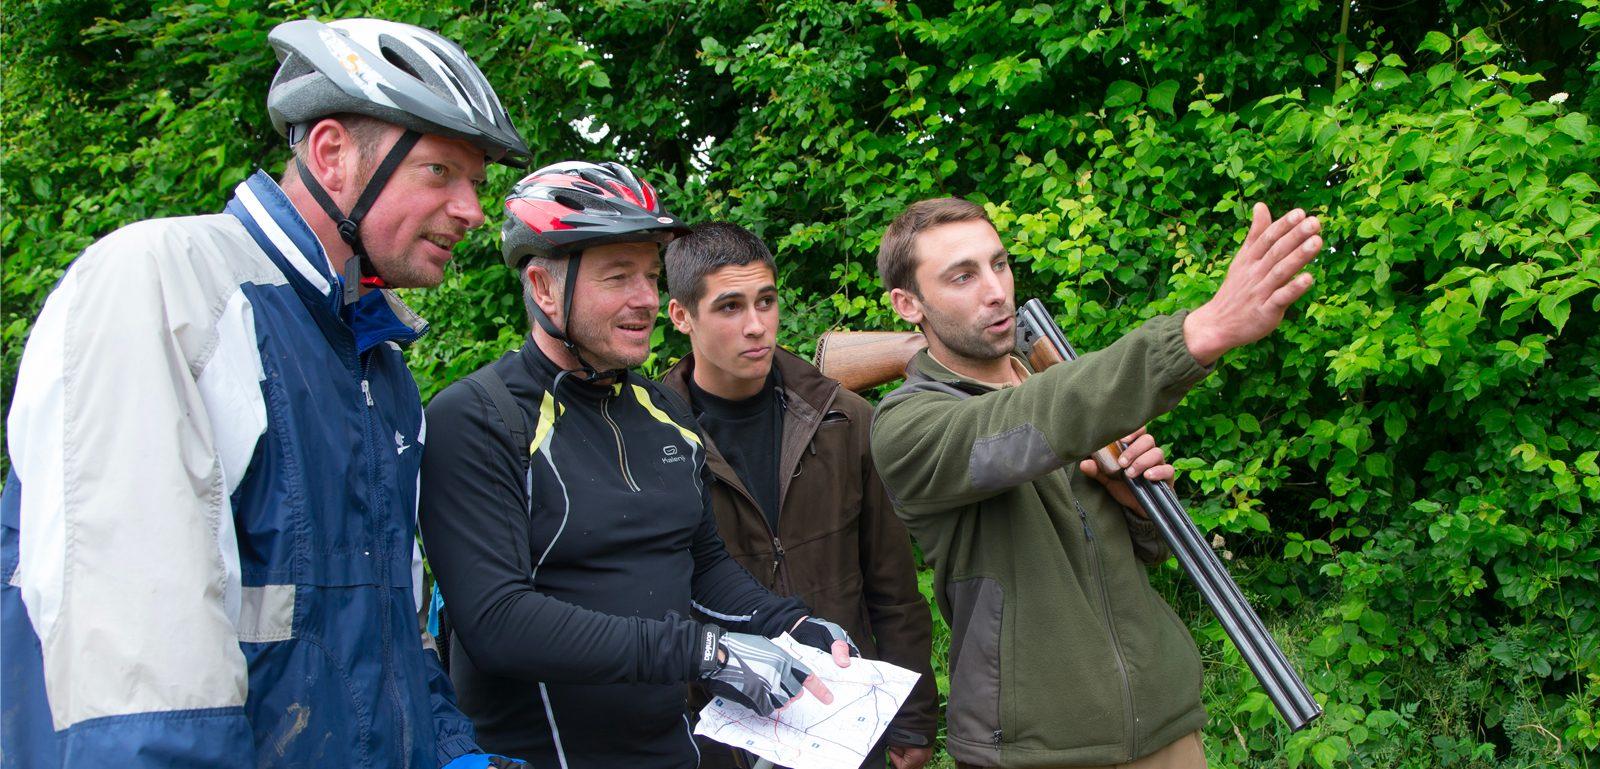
[698,626,813,717]
[789,616,860,658]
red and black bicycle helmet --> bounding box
[501,161,685,269]
[501,161,687,374]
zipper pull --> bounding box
[992,729,1003,745]
[770,537,786,589]
[1075,499,1094,541]
[360,380,374,407]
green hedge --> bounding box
[4,1,1597,765]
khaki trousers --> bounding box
[956,730,1207,769]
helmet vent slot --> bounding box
[379,43,421,79]
[552,192,589,211]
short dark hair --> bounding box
[665,222,777,312]
[877,197,992,296]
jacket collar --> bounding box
[903,348,1034,394]
[225,171,428,353]
[660,348,839,412]
[660,348,842,514]
[517,336,634,400]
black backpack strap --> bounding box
[434,366,533,673]
[466,366,531,462]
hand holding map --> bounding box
[695,634,921,769]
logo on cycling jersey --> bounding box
[661,443,686,465]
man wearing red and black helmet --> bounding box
[418,161,857,768]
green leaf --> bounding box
[1418,31,1452,54]
[1566,214,1600,240]
[1105,80,1142,108]
[1500,265,1532,294]
[1538,296,1571,332]
[1147,80,1179,114]
[1554,113,1591,141]
[1562,172,1599,195]
[1372,68,1409,90]
[1550,197,1571,226]
[1425,62,1455,89]
[1311,740,1340,769]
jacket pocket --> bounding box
[944,576,1003,765]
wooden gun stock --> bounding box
[813,331,926,392]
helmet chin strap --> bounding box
[294,129,423,305]
[527,252,627,387]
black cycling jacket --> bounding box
[418,341,808,768]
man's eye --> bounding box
[427,164,447,177]
[952,273,972,284]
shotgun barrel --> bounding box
[1016,298,1321,732]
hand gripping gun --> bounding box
[1015,298,1320,731]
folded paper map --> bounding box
[694,634,921,769]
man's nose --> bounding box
[979,268,1006,305]
[744,308,769,337]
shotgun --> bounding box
[813,330,926,392]
[816,303,1322,730]
[1015,298,1321,731]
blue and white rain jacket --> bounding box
[2,172,485,768]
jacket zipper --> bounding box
[704,436,790,592]
[601,395,641,492]
[769,536,787,588]
[1075,494,1138,761]
[362,357,413,764]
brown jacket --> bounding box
[662,348,939,751]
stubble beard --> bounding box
[366,243,447,290]
[569,311,651,372]
[921,301,1015,362]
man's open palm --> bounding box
[1184,203,1323,365]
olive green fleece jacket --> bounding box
[870,312,1212,768]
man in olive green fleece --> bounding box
[869,197,1322,769]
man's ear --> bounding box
[667,297,695,334]
[298,119,364,198]
[888,287,924,326]
[525,263,563,321]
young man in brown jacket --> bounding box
[661,222,939,769]
[869,198,1323,769]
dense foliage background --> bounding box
[4,0,1598,766]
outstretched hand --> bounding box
[1183,203,1323,365]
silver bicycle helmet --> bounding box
[267,18,529,165]
[265,18,530,301]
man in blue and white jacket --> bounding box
[2,19,532,768]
